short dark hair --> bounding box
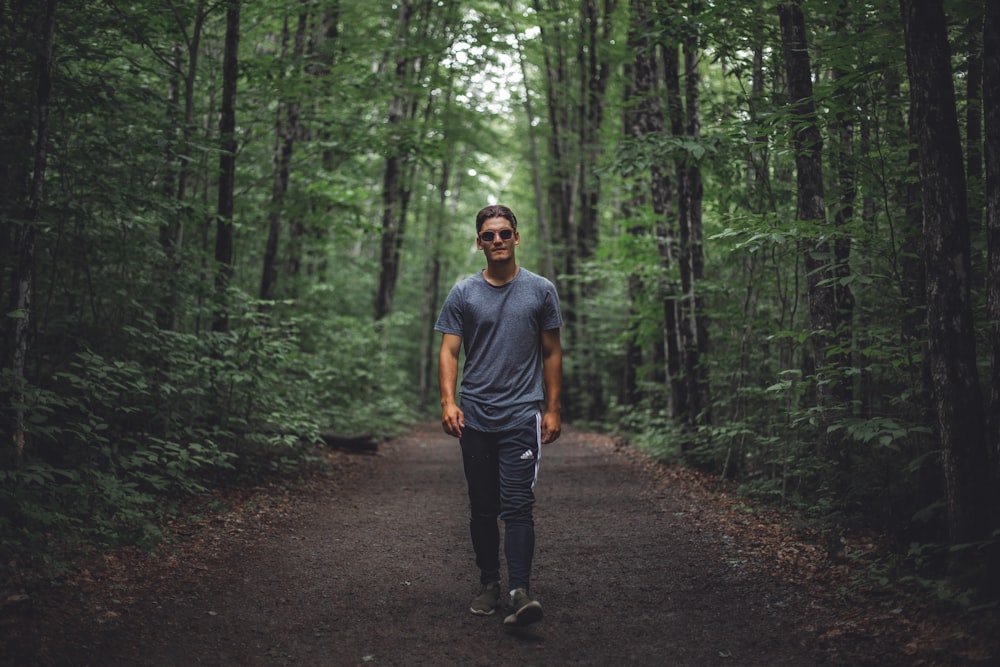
[475,204,517,233]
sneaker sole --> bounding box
[470,607,496,616]
[503,600,543,626]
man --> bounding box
[435,204,563,627]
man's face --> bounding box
[476,216,519,258]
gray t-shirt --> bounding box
[434,267,563,432]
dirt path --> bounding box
[6,423,990,666]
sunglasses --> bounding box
[479,229,515,242]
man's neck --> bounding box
[483,262,519,286]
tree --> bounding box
[531,0,619,420]
[900,0,991,548]
[778,0,853,487]
[260,9,308,304]
[511,10,557,282]
[5,0,58,468]
[657,25,686,424]
[213,0,241,333]
[374,0,458,322]
[620,0,668,411]
[665,6,711,434]
[157,0,210,331]
[983,0,1000,522]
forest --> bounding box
[1,0,998,603]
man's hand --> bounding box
[541,410,561,444]
[441,402,465,438]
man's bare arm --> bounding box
[540,328,562,444]
[439,333,465,438]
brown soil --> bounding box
[2,423,997,666]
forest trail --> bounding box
[5,423,992,666]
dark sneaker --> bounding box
[503,588,543,626]
[470,581,501,616]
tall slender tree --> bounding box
[621,0,653,410]
[260,9,308,304]
[213,0,241,333]
[573,0,618,421]
[661,35,687,424]
[157,1,209,331]
[374,0,454,321]
[512,13,556,282]
[6,0,58,468]
[682,18,710,428]
[900,0,990,548]
[778,0,853,483]
[983,0,1000,518]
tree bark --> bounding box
[683,21,710,427]
[900,0,991,547]
[666,10,710,434]
[534,0,575,286]
[213,0,240,333]
[375,0,414,322]
[260,10,307,304]
[7,0,57,467]
[827,0,857,466]
[983,0,1000,522]
[657,42,683,422]
[965,11,984,227]
[157,44,181,330]
[158,2,207,331]
[621,0,661,409]
[512,18,556,282]
[778,1,851,473]
[573,0,616,421]
[576,0,614,264]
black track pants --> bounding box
[459,412,541,592]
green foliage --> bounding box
[0,288,421,571]
[0,0,993,604]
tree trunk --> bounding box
[663,39,692,432]
[375,151,406,322]
[213,0,240,334]
[0,18,34,327]
[260,11,307,304]
[983,0,1000,524]
[656,35,683,421]
[304,2,341,282]
[623,2,682,417]
[512,21,556,282]
[778,1,850,475]
[533,0,578,414]
[621,0,661,409]
[827,0,857,471]
[965,11,984,227]
[576,0,613,264]
[900,0,991,547]
[532,0,589,420]
[534,0,575,286]
[666,12,710,434]
[573,0,616,421]
[683,22,710,427]
[746,0,771,211]
[7,0,57,468]
[375,0,414,322]
[158,2,207,331]
[157,44,181,330]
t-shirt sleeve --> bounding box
[542,281,564,331]
[434,285,464,336]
